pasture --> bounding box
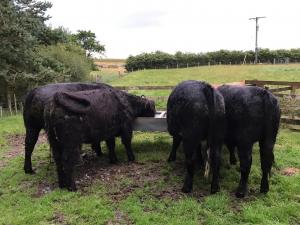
[0,64,300,225]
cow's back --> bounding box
[47,88,132,142]
[23,83,112,129]
[218,85,275,143]
[167,80,218,137]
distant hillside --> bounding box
[94,59,126,70]
[110,64,300,86]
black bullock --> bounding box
[167,80,225,194]
[44,89,155,191]
[217,85,280,198]
[23,83,112,174]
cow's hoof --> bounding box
[67,186,77,192]
[235,191,246,198]
[96,151,103,157]
[110,158,118,164]
[181,186,192,193]
[167,156,176,162]
[235,187,247,198]
[230,157,237,165]
[128,156,135,162]
[210,185,220,194]
[59,183,66,189]
[260,184,269,194]
[24,168,35,174]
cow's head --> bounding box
[139,96,156,117]
[127,94,155,117]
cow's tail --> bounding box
[203,84,216,178]
[203,84,216,150]
[262,90,281,176]
[23,88,38,127]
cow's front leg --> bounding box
[62,144,80,192]
[63,160,77,191]
[106,138,118,163]
[121,126,135,162]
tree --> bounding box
[74,30,105,57]
[0,0,52,112]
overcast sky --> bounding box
[47,0,300,59]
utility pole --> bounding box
[249,16,266,64]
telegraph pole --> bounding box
[249,16,266,64]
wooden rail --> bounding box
[245,80,300,87]
[114,80,300,129]
[245,80,300,95]
[281,116,300,126]
[114,85,174,90]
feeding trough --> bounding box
[133,111,167,132]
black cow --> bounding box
[44,88,155,191]
[167,80,226,194]
[23,82,112,174]
[217,85,280,198]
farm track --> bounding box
[0,133,47,169]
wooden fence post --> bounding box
[14,93,18,114]
[291,85,297,119]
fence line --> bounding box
[127,61,300,72]
[1,80,300,128]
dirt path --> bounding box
[0,132,47,168]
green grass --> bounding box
[0,116,299,225]
[107,64,300,110]
[90,70,122,84]
[110,64,300,86]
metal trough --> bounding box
[133,111,167,132]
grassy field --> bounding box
[0,116,299,225]
[109,64,300,109]
[110,64,300,86]
[0,64,300,224]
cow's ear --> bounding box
[54,92,90,114]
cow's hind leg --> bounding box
[168,135,182,162]
[106,138,118,163]
[210,143,222,194]
[259,140,275,194]
[236,143,253,198]
[181,138,198,193]
[227,142,237,165]
[121,127,135,162]
[24,126,41,174]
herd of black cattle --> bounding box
[22,80,280,198]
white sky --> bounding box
[46,0,300,59]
